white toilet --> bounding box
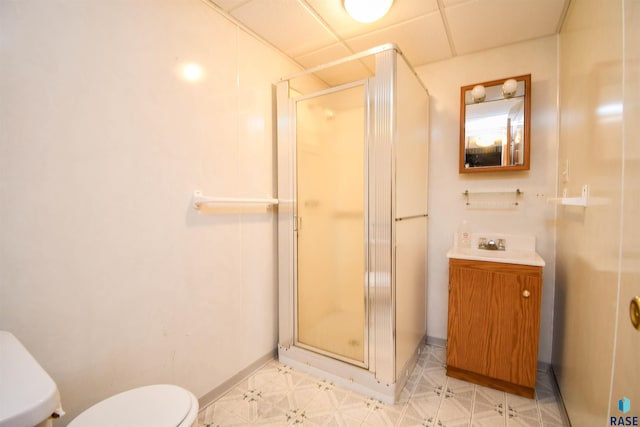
[68,384,199,427]
[0,331,64,427]
[0,330,199,427]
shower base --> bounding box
[277,335,424,405]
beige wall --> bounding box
[0,0,298,424]
[416,36,559,363]
[554,0,640,424]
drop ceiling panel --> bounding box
[445,0,567,55]
[229,0,337,57]
[207,0,569,69]
[211,0,246,11]
[294,43,374,87]
[303,61,373,89]
[294,43,355,68]
[305,0,439,40]
[441,0,473,6]
[346,14,453,67]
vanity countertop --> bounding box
[447,233,545,267]
[446,246,545,267]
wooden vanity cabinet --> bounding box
[446,258,542,398]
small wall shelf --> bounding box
[548,185,605,207]
[559,185,589,207]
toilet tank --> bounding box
[0,331,62,427]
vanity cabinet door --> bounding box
[447,258,542,397]
[447,264,496,376]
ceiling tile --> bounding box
[208,0,247,12]
[305,0,439,40]
[345,14,453,67]
[445,0,567,55]
[210,0,569,71]
[294,43,355,68]
[441,0,473,6]
[230,0,337,57]
[294,43,374,86]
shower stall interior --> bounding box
[276,44,429,403]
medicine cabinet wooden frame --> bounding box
[459,74,531,174]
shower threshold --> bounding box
[277,337,424,405]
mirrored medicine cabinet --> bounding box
[460,74,531,173]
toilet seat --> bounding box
[68,384,197,427]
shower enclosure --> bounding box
[276,44,429,403]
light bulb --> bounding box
[471,85,486,103]
[344,0,393,23]
[502,79,518,97]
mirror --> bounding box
[460,74,531,173]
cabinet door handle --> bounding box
[522,290,531,298]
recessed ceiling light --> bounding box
[343,0,394,23]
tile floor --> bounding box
[198,345,567,426]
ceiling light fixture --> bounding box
[343,0,393,23]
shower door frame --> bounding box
[291,80,371,370]
[277,45,409,403]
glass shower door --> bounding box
[295,83,367,366]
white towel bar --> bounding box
[192,190,279,209]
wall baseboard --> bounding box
[426,335,447,348]
[198,348,276,410]
[549,366,572,426]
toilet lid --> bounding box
[69,384,194,427]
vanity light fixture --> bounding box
[502,79,518,97]
[471,85,486,103]
[343,0,393,23]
